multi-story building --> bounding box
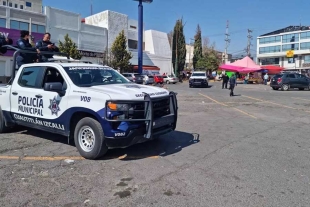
[1,0,42,13]
[257,26,310,72]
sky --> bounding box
[43,0,310,58]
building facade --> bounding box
[1,0,42,13]
[257,26,310,72]
[45,6,107,64]
[0,4,45,82]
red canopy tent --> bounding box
[261,65,284,75]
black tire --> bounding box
[299,88,305,90]
[281,84,289,91]
[272,87,278,90]
[166,80,170,84]
[0,109,9,133]
[189,85,192,88]
[74,117,108,159]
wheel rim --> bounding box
[78,126,95,152]
[283,85,288,90]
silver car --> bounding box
[163,75,178,84]
[122,73,144,84]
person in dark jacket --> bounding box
[36,32,59,62]
[222,73,229,89]
[0,34,13,55]
[229,74,237,96]
[16,30,39,68]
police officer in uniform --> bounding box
[36,32,59,62]
[0,34,13,55]
[16,30,39,68]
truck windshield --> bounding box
[192,73,205,76]
[63,66,130,87]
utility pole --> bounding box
[90,0,93,15]
[224,20,230,63]
[246,29,253,57]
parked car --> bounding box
[154,75,164,84]
[270,73,310,91]
[140,75,154,85]
[189,71,208,88]
[122,73,143,84]
[163,75,178,84]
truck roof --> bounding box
[19,62,109,68]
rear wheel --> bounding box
[166,80,170,84]
[74,117,108,159]
[299,88,305,90]
[272,87,278,90]
[281,84,289,91]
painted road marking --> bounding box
[0,155,159,161]
[198,93,257,119]
[242,95,310,113]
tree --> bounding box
[197,37,221,71]
[58,34,82,59]
[171,18,186,76]
[110,30,133,73]
[193,24,202,69]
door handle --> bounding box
[35,94,42,98]
[12,92,18,95]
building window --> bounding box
[300,42,310,50]
[3,1,6,6]
[25,1,31,7]
[14,4,17,8]
[9,2,12,7]
[288,58,295,64]
[282,33,299,43]
[259,45,281,54]
[261,58,280,65]
[304,55,310,63]
[10,20,29,30]
[282,43,299,51]
[20,5,23,9]
[0,18,6,28]
[128,39,138,49]
[31,24,46,34]
[259,36,281,44]
[300,32,310,40]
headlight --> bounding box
[107,102,129,111]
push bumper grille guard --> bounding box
[104,92,178,139]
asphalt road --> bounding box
[1,81,310,207]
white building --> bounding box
[257,26,310,72]
[185,44,193,70]
[144,30,172,75]
[45,6,107,64]
[2,0,42,13]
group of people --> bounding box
[0,30,59,68]
[221,73,237,96]
[16,30,59,68]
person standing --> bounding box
[264,73,269,85]
[35,32,59,62]
[16,30,39,68]
[229,74,237,96]
[222,73,229,89]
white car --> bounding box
[0,48,178,160]
[163,75,179,84]
[189,71,208,88]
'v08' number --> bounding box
[81,96,91,102]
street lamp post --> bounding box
[133,0,153,74]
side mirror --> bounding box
[44,82,66,96]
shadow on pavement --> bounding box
[102,131,200,161]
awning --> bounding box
[132,65,160,71]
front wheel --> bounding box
[272,87,278,90]
[166,80,170,84]
[74,117,108,159]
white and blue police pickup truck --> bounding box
[0,46,178,160]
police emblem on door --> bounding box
[48,96,61,116]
